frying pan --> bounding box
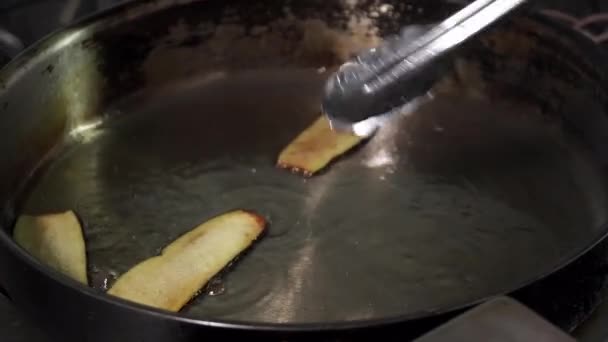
[1,0,608,341]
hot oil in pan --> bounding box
[21,67,608,323]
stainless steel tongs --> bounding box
[322,0,528,136]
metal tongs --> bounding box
[321,0,527,136]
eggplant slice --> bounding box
[277,115,363,176]
[107,210,266,312]
[13,211,88,285]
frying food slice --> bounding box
[277,115,363,176]
[13,211,88,285]
[107,210,266,312]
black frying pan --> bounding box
[0,0,608,341]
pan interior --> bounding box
[9,0,608,326]
[19,65,608,324]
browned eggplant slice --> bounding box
[13,211,88,285]
[277,115,362,176]
[107,210,266,312]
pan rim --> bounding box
[1,0,608,333]
[2,222,608,332]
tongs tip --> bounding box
[321,0,527,134]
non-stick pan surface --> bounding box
[2,0,608,331]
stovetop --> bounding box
[1,1,608,341]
